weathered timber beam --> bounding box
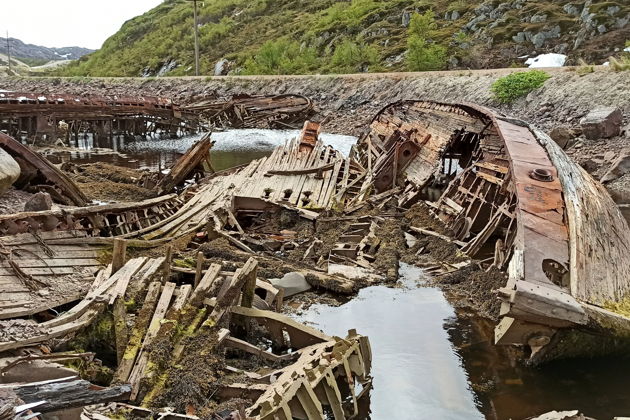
[4,377,131,413]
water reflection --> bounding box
[447,310,630,420]
[43,129,358,172]
[295,264,483,420]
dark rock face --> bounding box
[580,108,623,140]
[24,192,53,212]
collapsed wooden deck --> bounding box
[0,231,105,320]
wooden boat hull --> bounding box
[354,100,630,360]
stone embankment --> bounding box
[1,68,627,134]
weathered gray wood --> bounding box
[6,377,131,413]
[189,263,221,306]
[113,281,162,384]
[111,239,127,275]
[535,127,630,306]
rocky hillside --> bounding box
[3,37,93,66]
[62,0,629,77]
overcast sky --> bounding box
[2,0,164,50]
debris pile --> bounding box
[1,96,630,418]
[184,94,314,130]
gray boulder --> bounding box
[530,14,547,23]
[214,59,230,76]
[580,108,623,140]
[563,4,581,16]
[606,5,620,16]
[0,148,20,196]
[465,14,487,31]
[531,25,561,48]
[601,151,630,183]
[616,15,629,29]
[269,272,311,297]
[24,192,53,212]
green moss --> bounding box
[173,257,196,268]
[67,312,117,367]
[604,297,630,317]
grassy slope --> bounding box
[60,0,630,77]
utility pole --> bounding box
[186,0,200,76]
[6,31,11,74]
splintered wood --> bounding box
[4,96,630,415]
[0,255,164,352]
[184,94,314,129]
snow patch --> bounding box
[624,47,630,53]
[525,53,567,68]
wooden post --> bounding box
[194,251,204,288]
[163,245,173,282]
[275,288,284,312]
[240,266,257,309]
[112,239,127,275]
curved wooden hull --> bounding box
[354,100,630,360]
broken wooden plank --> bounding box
[3,377,130,413]
[113,281,162,384]
[127,282,177,400]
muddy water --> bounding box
[296,264,630,420]
[45,129,357,171]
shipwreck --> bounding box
[1,93,630,418]
[351,100,630,361]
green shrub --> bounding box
[575,59,594,76]
[490,70,551,103]
[606,40,630,71]
[241,39,318,75]
[406,11,447,72]
[330,39,379,73]
[200,17,234,49]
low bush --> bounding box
[406,11,447,72]
[490,70,551,103]
[330,39,379,73]
[240,39,318,75]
